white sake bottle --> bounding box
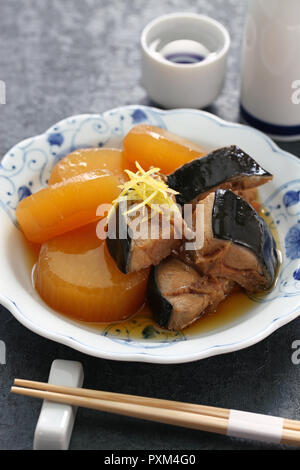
[240,0,300,141]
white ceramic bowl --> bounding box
[0,105,299,364]
[141,13,230,108]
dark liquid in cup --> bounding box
[165,53,206,64]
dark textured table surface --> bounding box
[0,0,300,451]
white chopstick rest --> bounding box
[33,360,84,450]
[227,409,284,444]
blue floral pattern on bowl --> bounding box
[0,109,166,223]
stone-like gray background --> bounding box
[0,0,299,450]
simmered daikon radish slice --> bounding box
[49,148,128,184]
[34,222,149,322]
[123,124,206,174]
[16,171,121,244]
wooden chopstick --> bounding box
[11,385,228,436]
[13,379,300,433]
[11,379,300,447]
[13,378,229,419]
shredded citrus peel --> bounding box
[106,161,180,222]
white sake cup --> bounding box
[140,13,230,109]
[240,0,300,141]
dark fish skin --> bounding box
[167,145,272,205]
[106,206,132,274]
[212,189,278,289]
[147,266,173,329]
